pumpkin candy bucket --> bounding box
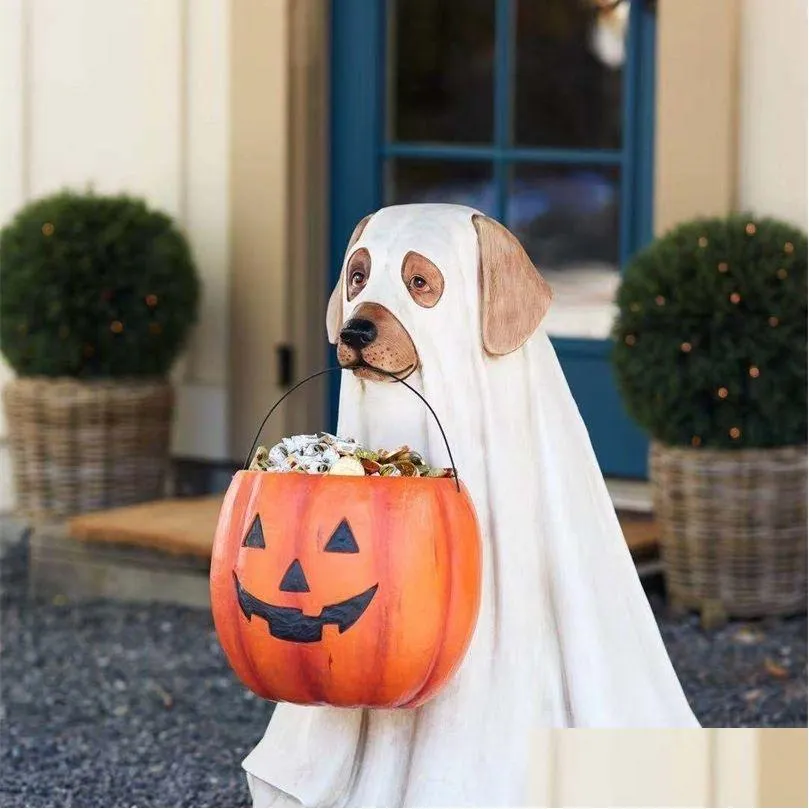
[210,369,482,709]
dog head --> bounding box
[327,205,553,382]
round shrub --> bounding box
[0,190,200,378]
[612,214,807,449]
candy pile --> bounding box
[249,432,453,478]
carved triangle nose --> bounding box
[279,559,310,593]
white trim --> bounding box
[172,382,229,461]
[0,442,15,515]
[605,477,652,512]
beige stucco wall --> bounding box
[655,0,808,234]
[654,0,740,234]
[229,0,292,462]
[738,0,808,229]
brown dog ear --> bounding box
[326,214,372,344]
[472,214,553,356]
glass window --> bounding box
[386,159,497,216]
[388,0,496,144]
[514,0,624,148]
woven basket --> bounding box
[650,441,808,618]
[3,377,174,521]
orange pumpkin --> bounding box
[210,470,482,708]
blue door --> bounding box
[329,0,655,478]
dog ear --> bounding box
[472,214,553,356]
[326,214,373,344]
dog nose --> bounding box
[340,318,377,348]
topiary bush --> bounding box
[0,190,200,378]
[612,214,807,449]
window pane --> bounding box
[388,0,495,144]
[514,0,625,149]
[508,164,620,339]
[386,159,497,215]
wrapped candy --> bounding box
[249,433,453,479]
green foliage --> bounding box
[612,214,807,449]
[1,190,200,378]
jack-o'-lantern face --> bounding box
[233,515,379,643]
[210,471,482,709]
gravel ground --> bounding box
[1,528,806,807]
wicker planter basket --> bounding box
[650,441,808,619]
[3,377,174,520]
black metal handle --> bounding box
[243,366,461,492]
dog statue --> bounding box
[243,204,699,808]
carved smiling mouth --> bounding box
[234,573,379,643]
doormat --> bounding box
[67,495,224,559]
[67,496,659,563]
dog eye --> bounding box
[409,275,429,291]
[350,270,366,287]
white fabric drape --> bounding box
[242,205,699,808]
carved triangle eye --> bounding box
[243,515,265,548]
[324,519,359,553]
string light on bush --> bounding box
[1,191,199,381]
[613,214,805,453]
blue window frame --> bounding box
[328,0,656,478]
